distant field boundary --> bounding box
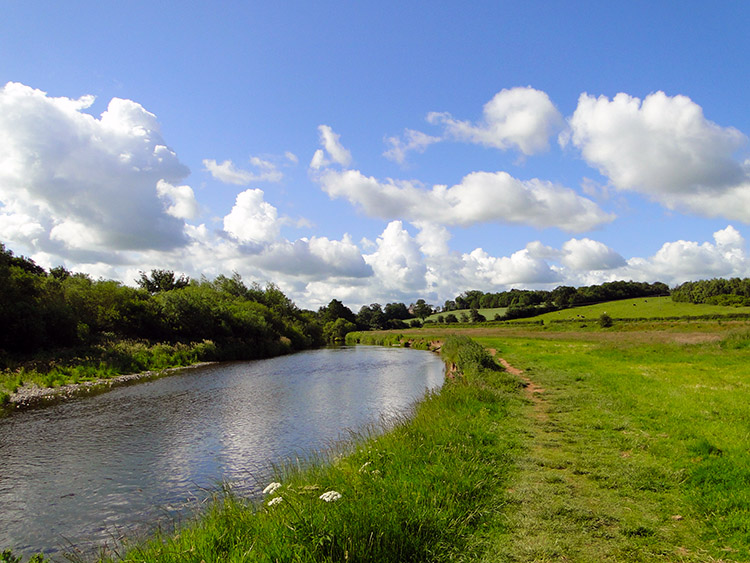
[547,313,750,324]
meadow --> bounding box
[425,295,750,326]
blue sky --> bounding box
[2,1,750,310]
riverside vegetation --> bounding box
[5,301,750,560]
[71,316,750,562]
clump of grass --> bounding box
[0,340,220,395]
[720,328,750,349]
[106,336,524,562]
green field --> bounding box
[427,296,750,325]
[426,307,508,322]
[534,295,750,322]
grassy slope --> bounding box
[427,296,750,325]
[534,295,750,322]
[427,307,508,322]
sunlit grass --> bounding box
[102,336,523,562]
[0,340,218,397]
[474,332,750,561]
[533,295,750,322]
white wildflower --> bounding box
[319,490,342,502]
[263,482,282,495]
[358,462,371,473]
[267,496,283,506]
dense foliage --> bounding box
[672,277,750,306]
[0,243,324,365]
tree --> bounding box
[319,299,356,325]
[136,269,190,294]
[411,299,433,319]
[324,318,356,343]
[470,308,486,323]
[384,302,411,321]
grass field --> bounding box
[534,295,750,322]
[354,320,750,560]
[426,296,750,325]
[426,307,508,322]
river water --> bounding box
[0,346,444,558]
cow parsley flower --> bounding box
[319,490,342,502]
[263,482,282,495]
[267,496,283,506]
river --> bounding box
[0,346,444,558]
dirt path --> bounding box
[489,349,548,422]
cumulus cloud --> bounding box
[567,91,750,221]
[461,247,560,286]
[223,188,281,245]
[428,87,564,155]
[253,235,372,279]
[318,169,613,232]
[0,82,191,253]
[203,156,283,185]
[383,129,441,164]
[310,125,352,169]
[364,221,427,292]
[561,238,626,270]
[156,180,200,220]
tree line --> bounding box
[443,281,670,312]
[0,243,326,363]
[671,278,750,306]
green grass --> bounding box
[0,339,219,398]
[425,296,750,326]
[472,329,750,561]
[11,322,750,561]
[101,335,523,562]
[426,307,508,322]
[533,295,750,323]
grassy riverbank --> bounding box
[355,320,750,560]
[0,339,222,408]
[9,316,750,561]
[99,335,523,562]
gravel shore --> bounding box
[6,362,215,411]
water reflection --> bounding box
[0,346,444,557]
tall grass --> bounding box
[102,336,523,562]
[0,339,219,396]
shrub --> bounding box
[598,313,614,328]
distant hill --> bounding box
[426,296,750,325]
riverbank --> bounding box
[4,362,215,411]
[95,335,523,562]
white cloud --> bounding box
[0,82,191,254]
[364,221,427,292]
[203,156,283,185]
[223,188,281,245]
[318,169,614,232]
[428,87,564,155]
[561,238,626,270]
[568,91,750,221]
[383,129,441,164]
[253,235,372,279]
[461,247,560,286]
[310,125,352,169]
[156,180,200,220]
